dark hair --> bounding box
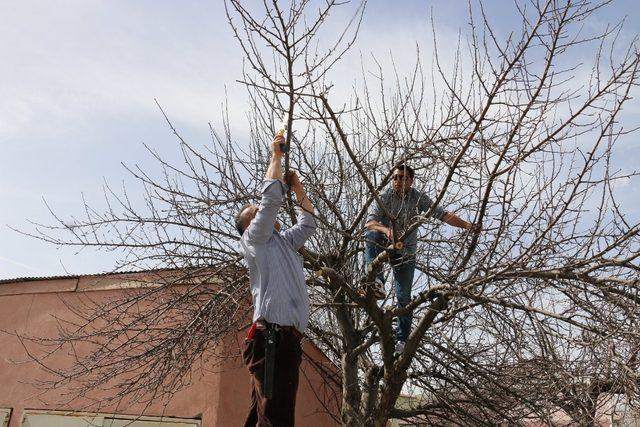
[235,203,253,236]
[391,163,415,179]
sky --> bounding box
[1,0,639,280]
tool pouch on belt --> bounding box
[263,324,277,399]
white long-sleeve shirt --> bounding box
[240,179,316,332]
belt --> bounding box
[250,320,302,341]
[255,320,297,332]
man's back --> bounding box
[240,179,315,332]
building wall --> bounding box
[0,275,340,426]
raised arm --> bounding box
[281,170,316,249]
[265,135,284,181]
[244,136,286,244]
[287,170,313,214]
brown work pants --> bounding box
[243,326,302,427]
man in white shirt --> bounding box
[235,134,316,427]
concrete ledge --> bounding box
[77,275,163,292]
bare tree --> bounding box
[14,0,640,425]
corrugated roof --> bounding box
[0,273,81,284]
[0,267,187,285]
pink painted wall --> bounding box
[0,274,341,426]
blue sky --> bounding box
[1,1,638,280]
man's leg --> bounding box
[364,230,389,283]
[392,255,416,344]
[243,328,302,427]
[364,230,389,301]
[265,329,302,426]
[244,384,259,427]
[243,331,265,427]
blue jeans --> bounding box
[364,230,416,342]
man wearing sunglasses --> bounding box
[364,163,479,356]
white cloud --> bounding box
[1,0,638,279]
[0,1,249,141]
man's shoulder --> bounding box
[241,228,276,248]
[380,187,394,199]
[411,187,430,200]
